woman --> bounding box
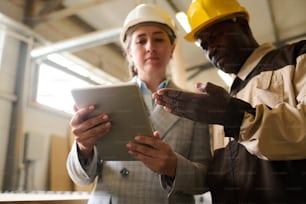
[66,4,211,204]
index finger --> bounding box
[70,105,95,125]
[155,89,198,108]
[155,88,182,98]
[134,135,160,149]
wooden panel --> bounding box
[67,130,94,192]
[49,135,73,191]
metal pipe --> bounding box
[31,27,121,59]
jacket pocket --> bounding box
[255,71,284,106]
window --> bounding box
[35,53,119,114]
[36,63,91,114]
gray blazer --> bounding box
[67,81,211,204]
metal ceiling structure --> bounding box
[31,27,121,58]
[2,0,306,89]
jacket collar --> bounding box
[237,43,276,80]
[150,80,181,139]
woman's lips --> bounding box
[146,56,159,61]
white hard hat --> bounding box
[120,3,177,46]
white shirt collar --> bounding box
[237,43,276,80]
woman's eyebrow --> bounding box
[135,31,165,38]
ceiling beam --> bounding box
[31,27,121,59]
[23,0,35,27]
[32,0,109,25]
[29,0,182,60]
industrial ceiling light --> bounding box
[176,11,202,47]
[175,11,191,33]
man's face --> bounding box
[195,19,251,74]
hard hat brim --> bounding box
[184,12,248,42]
[120,18,177,46]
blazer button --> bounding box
[120,168,129,177]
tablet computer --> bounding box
[71,82,154,161]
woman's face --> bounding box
[127,25,175,79]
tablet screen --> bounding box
[71,82,154,160]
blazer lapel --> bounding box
[150,80,181,140]
[150,105,180,140]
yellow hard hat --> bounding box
[120,3,177,46]
[184,0,249,42]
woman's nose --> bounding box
[146,40,156,52]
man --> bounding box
[153,0,306,203]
